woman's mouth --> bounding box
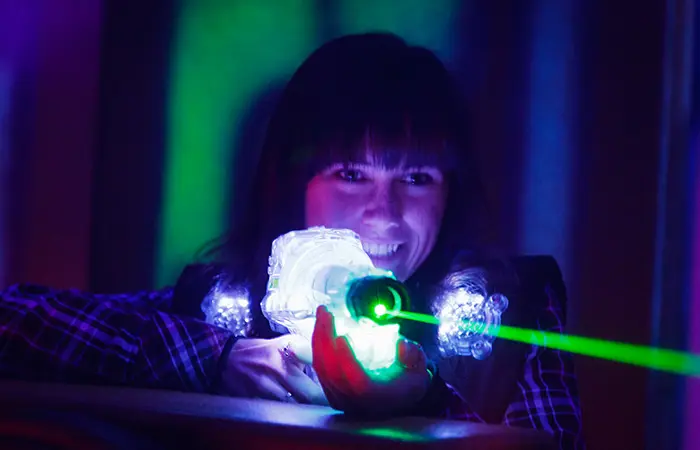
[361,241,403,259]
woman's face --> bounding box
[305,152,448,281]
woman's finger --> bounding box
[282,365,329,406]
[312,306,340,381]
[312,307,358,406]
[397,339,427,372]
[323,385,347,411]
[253,375,297,403]
[284,334,313,366]
[335,336,372,395]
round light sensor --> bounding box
[345,276,409,324]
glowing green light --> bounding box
[493,325,700,377]
[359,427,429,442]
[390,311,700,377]
[374,304,388,317]
[157,2,316,286]
[337,0,456,61]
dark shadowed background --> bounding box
[1,1,698,449]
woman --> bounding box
[0,33,583,448]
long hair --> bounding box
[203,33,503,330]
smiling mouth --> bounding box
[361,242,402,258]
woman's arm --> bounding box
[412,284,584,449]
[502,284,585,450]
[0,285,233,392]
[3,283,175,311]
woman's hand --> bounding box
[219,334,328,405]
[312,305,431,414]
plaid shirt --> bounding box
[439,283,585,449]
[0,281,583,449]
[0,284,231,392]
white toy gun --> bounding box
[260,227,509,370]
[261,227,406,370]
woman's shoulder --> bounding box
[434,254,570,423]
[441,251,566,320]
[436,251,568,333]
[508,255,568,324]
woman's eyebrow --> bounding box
[403,165,440,171]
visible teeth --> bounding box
[362,242,399,256]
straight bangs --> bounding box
[304,110,460,177]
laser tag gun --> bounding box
[260,227,700,377]
[261,227,409,370]
[205,226,700,377]
[261,226,512,371]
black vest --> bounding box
[170,255,568,425]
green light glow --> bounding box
[374,303,387,317]
[159,3,463,286]
[336,0,457,61]
[158,2,316,285]
[385,311,700,377]
[358,427,429,442]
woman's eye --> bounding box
[335,169,365,182]
[403,172,434,185]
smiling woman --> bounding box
[0,33,583,450]
[305,161,448,282]
[201,34,582,447]
[219,32,484,290]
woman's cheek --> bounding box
[406,198,445,234]
[320,191,362,226]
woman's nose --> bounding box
[362,184,401,232]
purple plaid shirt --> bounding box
[0,281,583,449]
[439,283,585,449]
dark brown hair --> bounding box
[206,33,495,299]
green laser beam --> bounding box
[380,311,700,377]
